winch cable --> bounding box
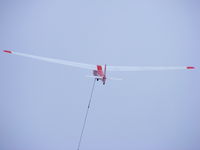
[77,78,96,150]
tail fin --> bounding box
[104,64,107,77]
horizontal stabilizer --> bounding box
[108,77,123,81]
[85,75,103,79]
[86,76,122,81]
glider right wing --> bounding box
[106,65,195,71]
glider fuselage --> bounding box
[93,65,106,85]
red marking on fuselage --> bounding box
[93,65,107,85]
[97,65,102,71]
[187,66,195,69]
[3,50,12,54]
[97,65,104,77]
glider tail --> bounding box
[104,64,107,77]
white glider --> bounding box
[3,50,195,85]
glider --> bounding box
[3,50,195,85]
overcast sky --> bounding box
[0,0,200,150]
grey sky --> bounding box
[0,0,200,150]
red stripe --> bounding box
[3,50,12,54]
[97,65,102,71]
[187,66,195,69]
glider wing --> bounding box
[106,65,195,71]
[3,50,195,71]
[3,50,96,70]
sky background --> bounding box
[0,0,200,150]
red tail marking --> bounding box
[3,50,12,54]
[187,66,195,69]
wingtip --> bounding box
[3,50,12,54]
[186,66,195,69]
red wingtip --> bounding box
[187,66,195,69]
[3,50,12,54]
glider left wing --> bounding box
[3,50,96,70]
